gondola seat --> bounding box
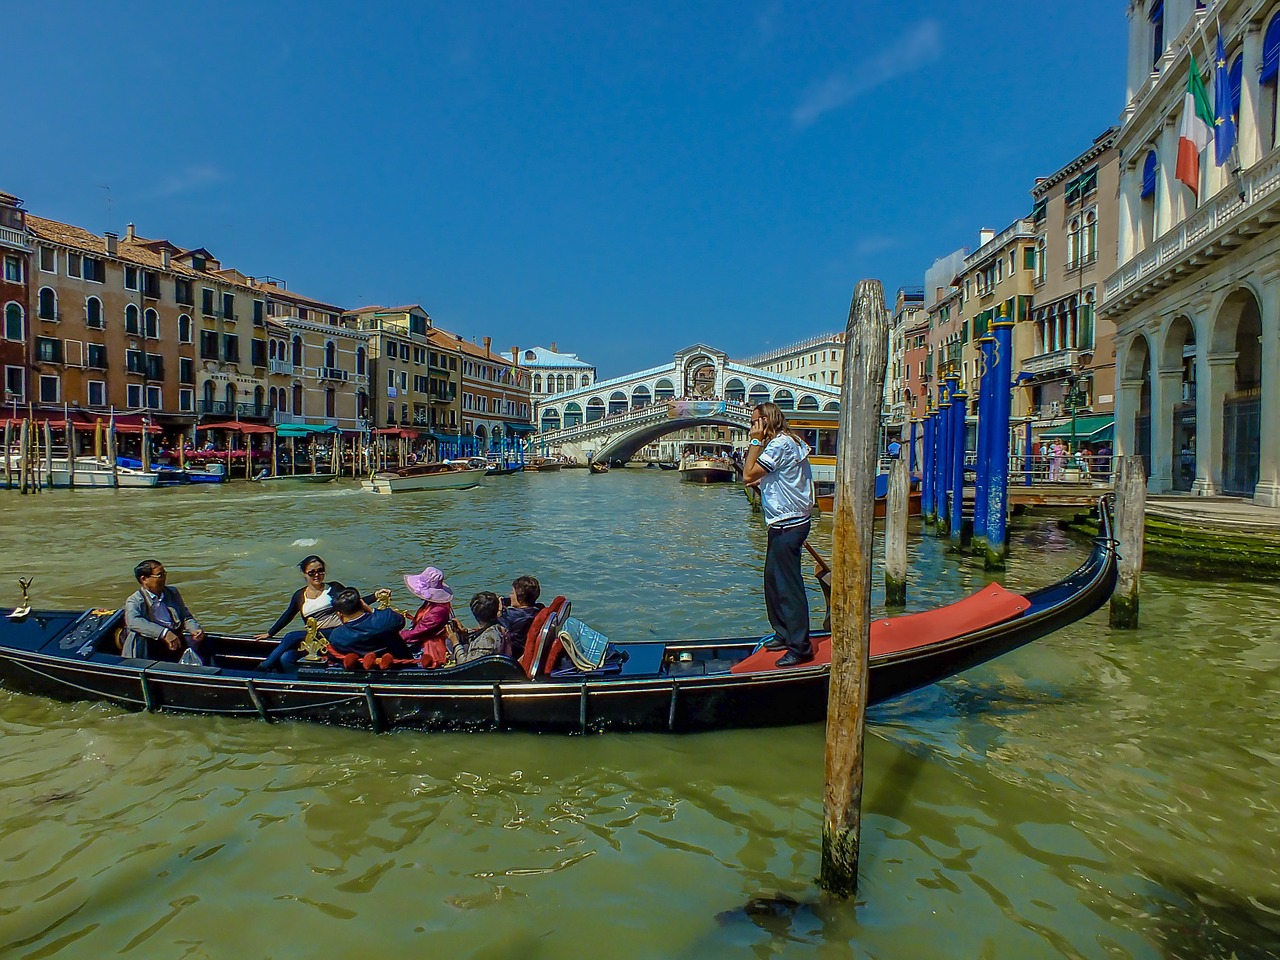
[520,596,569,680]
[730,583,1031,674]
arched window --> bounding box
[356,347,366,376]
[654,378,675,401]
[224,382,236,410]
[1083,210,1097,261]
[178,314,192,343]
[631,384,651,408]
[1140,148,1159,245]
[254,386,264,410]
[324,341,336,369]
[586,397,606,422]
[608,391,627,415]
[292,384,303,415]
[269,387,277,410]
[580,374,590,388]
[773,389,794,410]
[533,373,542,393]
[1035,237,1047,283]
[724,378,746,403]
[144,308,159,339]
[292,335,303,368]
[86,296,103,328]
[1067,217,1081,267]
[125,303,139,334]
[798,395,820,411]
[38,287,57,321]
[202,380,215,407]
[4,302,23,341]
[563,401,583,428]
[540,408,561,432]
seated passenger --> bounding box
[496,575,544,659]
[255,555,353,673]
[400,566,454,667]
[327,588,410,660]
[122,559,210,662]
[447,592,510,665]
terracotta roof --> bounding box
[345,303,425,316]
[28,215,204,279]
[427,328,512,365]
[251,279,344,312]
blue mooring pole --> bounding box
[921,414,935,524]
[973,334,995,555]
[937,384,953,537]
[949,388,967,550]
[986,312,1015,569]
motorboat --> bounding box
[361,462,485,494]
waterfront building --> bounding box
[0,192,30,410]
[453,335,533,451]
[1026,129,1120,446]
[1105,0,1280,504]
[886,286,924,430]
[342,304,434,433]
[901,315,930,420]
[739,332,844,388]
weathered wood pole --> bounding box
[43,418,54,490]
[948,388,967,551]
[290,435,297,475]
[142,423,152,474]
[67,422,77,489]
[821,278,889,897]
[884,453,909,607]
[107,420,119,488]
[1110,456,1146,628]
[18,418,29,494]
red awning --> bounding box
[106,414,162,434]
[197,421,276,434]
[0,412,158,433]
[373,427,421,438]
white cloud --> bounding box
[792,19,942,129]
[151,164,225,199]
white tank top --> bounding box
[302,588,333,617]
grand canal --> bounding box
[0,469,1277,958]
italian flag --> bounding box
[1176,53,1214,197]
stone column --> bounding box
[1255,270,1280,506]
[1119,164,1139,264]
[1194,353,1239,496]
[1153,366,1181,492]
[1240,25,1264,168]
[1115,376,1143,459]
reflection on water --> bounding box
[0,471,1277,958]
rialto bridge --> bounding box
[531,344,841,461]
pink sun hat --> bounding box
[404,566,454,603]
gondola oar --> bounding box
[804,541,832,631]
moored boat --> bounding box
[253,472,340,485]
[678,442,736,483]
[526,457,563,472]
[5,456,161,489]
[361,462,485,494]
[0,501,1118,734]
[589,461,610,474]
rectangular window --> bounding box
[251,339,267,366]
[143,271,161,299]
[125,266,139,290]
[387,369,395,389]
[82,257,105,283]
[88,380,106,407]
[145,354,164,381]
[125,349,145,374]
[87,343,107,368]
[39,374,60,403]
[145,385,162,409]
[36,336,63,363]
[5,365,25,400]
[223,334,240,362]
[66,253,82,278]
[39,247,56,273]
[2,255,22,282]
[253,300,264,323]
[298,307,308,321]
[222,292,235,320]
[126,383,142,407]
[400,344,410,361]
[200,330,219,359]
[399,371,407,390]
[180,357,194,384]
[175,278,194,306]
[1023,246,1036,270]
[125,308,139,335]
[179,387,194,412]
[201,288,214,316]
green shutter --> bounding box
[1023,246,1036,270]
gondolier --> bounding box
[742,402,815,667]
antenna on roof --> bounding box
[97,184,113,233]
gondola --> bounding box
[589,461,610,474]
[0,501,1117,734]
[657,461,679,471]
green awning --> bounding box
[276,423,338,437]
[1038,415,1113,442]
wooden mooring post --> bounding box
[821,278,888,897]
[1110,456,1146,629]
[884,454,909,607]
[3,419,11,490]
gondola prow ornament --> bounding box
[8,578,33,619]
[297,616,326,663]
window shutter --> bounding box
[1263,14,1280,83]
[1141,150,1159,198]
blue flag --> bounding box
[1214,33,1236,166]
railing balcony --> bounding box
[318,366,349,382]
[197,400,273,419]
[0,225,32,251]
[269,359,295,376]
[1021,348,1079,377]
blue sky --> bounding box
[6,1,1126,378]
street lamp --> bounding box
[1063,354,1092,454]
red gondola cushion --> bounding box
[520,596,567,679]
[730,583,1030,674]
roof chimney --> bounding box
[104,232,117,256]
[510,347,519,366]
[551,341,557,353]
[125,223,136,241]
[483,335,492,355]
[978,227,994,246]
[161,249,170,270]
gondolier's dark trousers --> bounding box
[764,518,811,655]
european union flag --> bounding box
[1214,33,1236,166]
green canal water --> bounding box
[0,469,1277,958]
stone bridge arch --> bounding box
[594,412,752,462]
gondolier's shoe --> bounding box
[776,649,815,668]
[761,634,786,651]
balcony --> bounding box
[0,225,32,251]
[318,367,349,382]
[197,400,272,419]
[1021,348,1079,377]
[269,359,295,376]
[1105,146,1280,316]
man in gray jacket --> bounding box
[122,559,208,662]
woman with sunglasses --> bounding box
[254,555,354,672]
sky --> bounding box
[5,1,1127,379]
